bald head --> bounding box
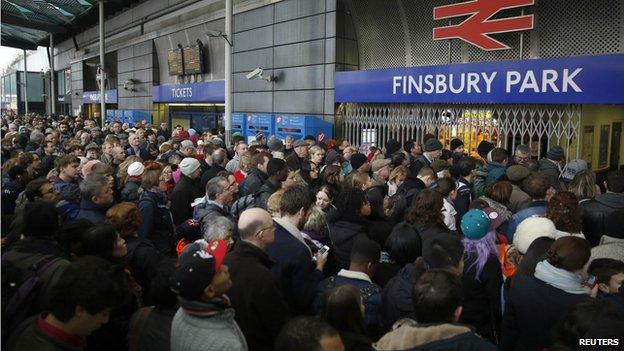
[238,208,273,240]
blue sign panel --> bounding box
[335,54,624,104]
[83,89,118,104]
[152,81,225,103]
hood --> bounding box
[331,220,366,246]
[598,235,624,246]
[374,321,471,350]
[595,193,624,209]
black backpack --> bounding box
[1,255,62,345]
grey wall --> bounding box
[117,41,158,111]
[232,0,337,122]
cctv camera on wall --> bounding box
[246,67,277,82]
[123,79,137,92]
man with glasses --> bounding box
[509,144,531,167]
[196,176,237,239]
[224,208,291,351]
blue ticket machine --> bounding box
[274,115,333,142]
[245,114,275,143]
[231,113,246,137]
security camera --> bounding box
[246,67,264,80]
[123,79,137,92]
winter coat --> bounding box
[538,158,561,190]
[124,236,162,296]
[409,154,432,177]
[137,190,175,256]
[472,165,489,199]
[224,240,291,351]
[507,184,531,214]
[127,307,176,351]
[267,218,324,314]
[502,200,548,242]
[479,196,513,225]
[374,319,498,351]
[501,274,590,351]
[329,219,369,270]
[239,169,267,197]
[255,180,280,210]
[580,193,624,246]
[1,179,23,216]
[455,178,473,230]
[170,174,203,225]
[484,162,507,188]
[121,178,142,202]
[193,200,234,239]
[200,164,226,190]
[76,199,109,224]
[458,253,503,344]
[6,314,83,351]
[381,263,419,331]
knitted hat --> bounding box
[547,146,565,161]
[506,165,530,182]
[127,161,145,177]
[431,159,450,173]
[460,209,491,241]
[179,157,200,177]
[450,138,464,151]
[423,138,443,152]
[180,140,195,149]
[385,139,401,156]
[512,217,556,254]
[171,240,228,301]
[371,159,391,173]
[561,159,588,181]
[477,141,495,158]
[350,153,368,170]
[268,138,284,152]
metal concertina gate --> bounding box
[341,103,581,159]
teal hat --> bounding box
[460,209,491,241]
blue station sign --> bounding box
[152,81,225,103]
[335,54,624,104]
[83,89,118,104]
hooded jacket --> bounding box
[374,319,497,351]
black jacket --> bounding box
[409,154,432,177]
[170,174,203,225]
[239,169,267,197]
[120,178,141,202]
[124,236,162,297]
[501,274,590,351]
[338,330,373,351]
[137,190,175,256]
[459,253,503,344]
[76,199,109,224]
[200,164,226,190]
[581,193,624,246]
[454,178,473,231]
[285,152,304,171]
[329,219,368,270]
[224,240,291,351]
[381,263,419,331]
[255,179,280,210]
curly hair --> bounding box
[546,191,583,233]
[405,189,446,227]
[106,202,141,238]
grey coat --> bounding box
[171,306,248,351]
[508,184,531,214]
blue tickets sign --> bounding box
[152,81,224,102]
[335,54,624,104]
[83,89,118,104]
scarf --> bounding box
[534,260,590,295]
[180,296,231,317]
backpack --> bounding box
[1,255,62,345]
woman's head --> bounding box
[547,191,583,233]
[485,180,512,205]
[320,285,365,334]
[321,165,343,187]
[349,171,372,191]
[547,236,591,273]
[569,169,598,201]
[389,165,408,187]
[405,189,445,227]
[385,222,421,266]
[141,160,164,190]
[79,224,127,261]
[303,205,327,235]
[315,186,333,211]
[335,187,370,221]
[309,145,325,165]
[516,237,555,277]
[106,202,141,238]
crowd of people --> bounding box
[1,113,623,351]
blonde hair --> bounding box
[303,206,326,234]
[267,189,285,217]
[309,145,323,156]
[569,169,598,201]
[389,165,408,183]
[350,171,370,190]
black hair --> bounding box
[515,237,555,277]
[320,285,366,335]
[275,316,339,351]
[365,187,386,219]
[385,222,421,266]
[391,152,406,168]
[490,147,508,164]
[457,156,477,177]
[22,201,60,238]
[267,157,287,177]
[146,258,178,309]
[279,186,313,216]
[24,177,51,201]
[386,193,408,223]
[522,172,551,199]
[304,135,316,141]
[403,139,417,154]
[48,256,127,323]
[606,170,624,193]
[350,236,381,265]
[412,269,462,324]
[58,219,95,258]
[440,149,452,161]
[588,258,624,286]
[435,177,456,197]
[422,234,464,269]
[335,187,367,222]
[78,224,118,261]
[8,165,27,180]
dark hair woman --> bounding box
[364,185,395,248]
[321,164,344,198]
[546,191,584,237]
[320,285,373,351]
[405,189,451,243]
[329,187,371,270]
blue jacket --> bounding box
[266,220,323,315]
[76,199,109,224]
[315,270,382,330]
[503,200,548,242]
[484,162,506,188]
[124,146,150,160]
[1,179,23,215]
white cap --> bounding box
[127,161,145,177]
[179,157,201,177]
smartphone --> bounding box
[318,245,330,255]
[583,275,597,288]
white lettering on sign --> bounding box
[391,68,582,96]
[171,87,193,98]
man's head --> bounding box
[112,122,122,134]
[279,186,314,229]
[450,138,464,154]
[422,234,465,276]
[267,158,288,182]
[605,170,624,194]
[522,172,552,200]
[179,157,201,179]
[211,148,228,167]
[547,145,566,165]
[8,165,28,187]
[180,140,196,157]
[423,139,443,161]
[206,176,236,206]
[275,316,344,351]
[238,208,275,248]
[457,156,477,179]
[80,173,114,206]
[349,153,369,173]
[588,258,624,295]
[404,139,421,157]
[294,140,309,158]
[48,256,126,337]
[252,151,271,175]
[489,147,508,166]
[59,122,69,133]
[128,132,140,149]
[25,177,59,203]
[371,159,391,182]
[416,166,437,187]
[235,142,248,156]
[513,144,531,165]
[349,237,381,278]
[56,155,80,181]
[171,240,231,301]
[412,269,463,324]
[160,122,168,130]
[43,140,55,155]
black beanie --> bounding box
[385,139,401,157]
[450,138,464,152]
[350,153,368,170]
[477,141,495,158]
[22,201,60,237]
